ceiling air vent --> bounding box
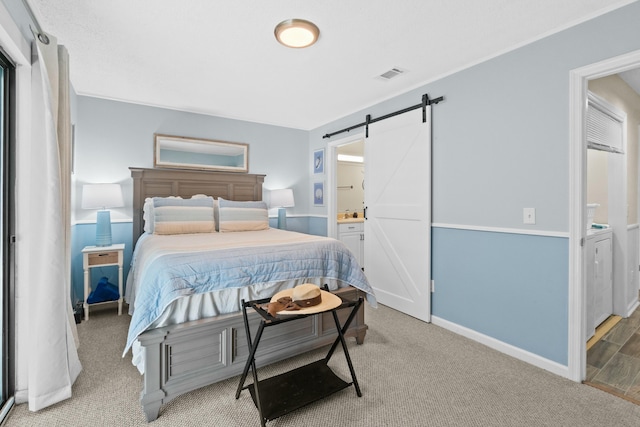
[378,67,406,80]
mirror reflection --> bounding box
[154,134,249,172]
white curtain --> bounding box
[14,31,81,411]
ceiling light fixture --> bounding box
[274,19,320,48]
[337,154,364,163]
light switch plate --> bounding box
[523,208,536,224]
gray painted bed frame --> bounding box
[129,167,368,422]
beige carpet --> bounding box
[5,303,640,427]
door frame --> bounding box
[326,132,365,240]
[569,49,640,382]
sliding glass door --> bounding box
[0,49,16,420]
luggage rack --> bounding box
[235,286,364,426]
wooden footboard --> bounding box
[137,286,367,422]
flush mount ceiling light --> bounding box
[274,19,320,48]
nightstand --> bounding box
[82,243,125,320]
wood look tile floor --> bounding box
[586,304,640,403]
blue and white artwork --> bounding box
[313,181,324,206]
[313,148,324,174]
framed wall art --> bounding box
[313,148,324,174]
[313,181,324,206]
[154,134,249,173]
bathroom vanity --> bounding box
[337,217,364,268]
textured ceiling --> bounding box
[29,0,636,130]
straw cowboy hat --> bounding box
[268,283,342,316]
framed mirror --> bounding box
[154,134,249,173]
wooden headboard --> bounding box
[129,167,266,246]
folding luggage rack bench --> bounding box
[235,290,364,426]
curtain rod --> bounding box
[322,94,444,139]
[21,0,49,44]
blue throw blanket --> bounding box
[124,238,375,354]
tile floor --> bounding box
[586,304,640,402]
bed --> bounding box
[126,167,375,422]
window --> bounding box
[587,91,625,154]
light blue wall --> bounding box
[72,97,313,303]
[267,216,327,236]
[74,96,310,222]
[70,3,640,367]
[71,223,133,304]
[432,227,569,364]
[308,2,640,366]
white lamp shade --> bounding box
[270,188,295,209]
[82,183,124,210]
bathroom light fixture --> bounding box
[274,19,320,48]
[337,154,364,163]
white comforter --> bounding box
[124,228,375,361]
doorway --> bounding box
[569,49,640,382]
[583,75,640,397]
[336,140,365,220]
[325,106,433,323]
[327,134,366,241]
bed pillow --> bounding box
[190,194,220,231]
[143,197,155,233]
[217,198,268,232]
[153,196,215,235]
[144,196,185,233]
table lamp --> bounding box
[270,189,295,230]
[82,183,124,246]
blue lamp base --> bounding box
[277,208,287,230]
[95,210,113,247]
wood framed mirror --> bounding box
[154,134,249,173]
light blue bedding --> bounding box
[124,235,375,355]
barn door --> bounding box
[364,107,431,322]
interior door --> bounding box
[364,108,431,322]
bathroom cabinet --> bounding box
[338,221,364,268]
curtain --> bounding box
[14,31,81,411]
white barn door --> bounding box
[364,107,431,322]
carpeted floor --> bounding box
[5,303,640,426]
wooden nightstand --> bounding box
[82,243,125,320]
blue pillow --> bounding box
[153,196,215,234]
[218,198,268,232]
[87,277,119,304]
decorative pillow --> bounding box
[153,196,215,235]
[218,198,268,232]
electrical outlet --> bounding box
[523,208,536,225]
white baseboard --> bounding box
[627,299,640,318]
[431,315,571,380]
